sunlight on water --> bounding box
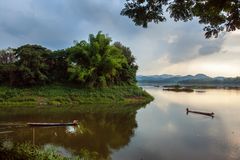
[112,87,240,160]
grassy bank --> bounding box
[0,140,98,160]
[0,84,153,107]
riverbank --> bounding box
[0,141,98,160]
[0,85,153,107]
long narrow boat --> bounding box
[0,131,14,134]
[27,122,78,127]
[186,108,214,117]
[27,120,78,127]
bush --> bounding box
[0,140,99,160]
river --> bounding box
[1,86,240,160]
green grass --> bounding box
[0,84,153,107]
[0,140,98,160]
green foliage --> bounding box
[114,42,138,84]
[15,44,51,86]
[67,32,128,87]
[0,32,138,87]
[121,0,240,38]
[0,64,17,85]
[0,47,16,64]
[0,140,98,160]
[0,85,153,107]
[47,50,69,82]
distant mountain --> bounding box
[137,74,210,83]
[194,74,210,79]
[137,74,240,86]
[214,76,225,81]
[137,74,174,81]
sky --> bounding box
[0,0,240,77]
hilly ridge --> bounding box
[137,74,240,86]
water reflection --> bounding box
[112,87,240,160]
[0,104,143,159]
[1,87,240,159]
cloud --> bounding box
[0,0,239,76]
[162,21,225,63]
[0,0,140,49]
[198,43,222,56]
[0,0,79,49]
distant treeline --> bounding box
[137,74,240,86]
[179,78,240,86]
[0,32,138,87]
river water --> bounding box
[1,86,240,160]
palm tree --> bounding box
[67,32,127,87]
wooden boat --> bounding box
[195,90,206,93]
[163,88,194,92]
[27,120,78,127]
[186,108,214,117]
[0,131,14,134]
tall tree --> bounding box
[114,42,138,84]
[0,33,138,87]
[15,44,51,86]
[0,48,16,64]
[121,0,240,38]
[0,48,17,85]
[67,32,128,87]
[47,49,69,82]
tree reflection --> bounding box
[0,104,146,159]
